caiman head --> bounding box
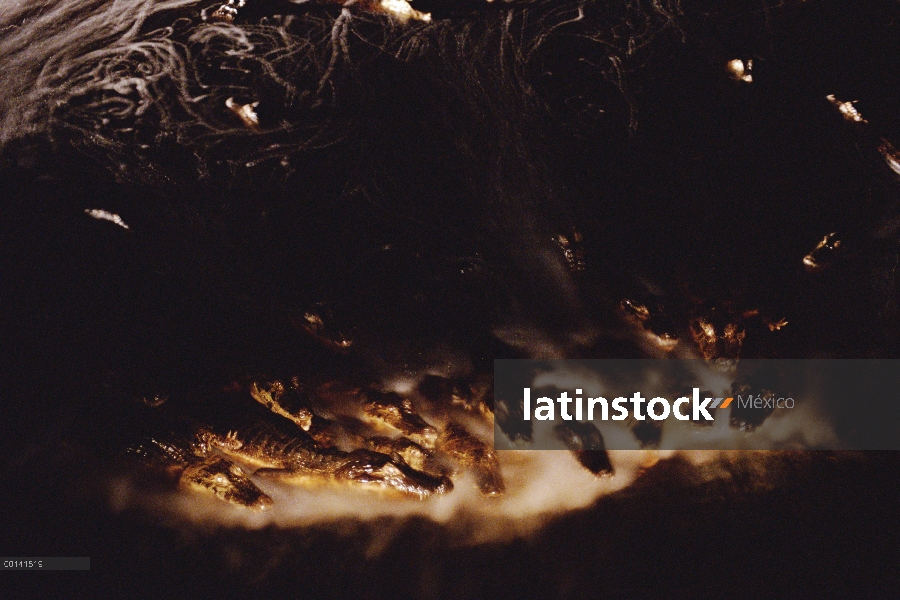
[620,295,754,368]
[688,303,746,370]
[802,232,842,272]
[180,458,273,510]
[335,449,453,499]
[619,270,787,369]
[192,427,243,456]
[362,391,439,448]
[681,267,788,368]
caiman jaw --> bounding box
[180,458,273,510]
[362,390,440,448]
[335,450,453,499]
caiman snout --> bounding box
[336,450,453,499]
[180,458,273,510]
[689,307,746,369]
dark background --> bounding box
[1,0,899,597]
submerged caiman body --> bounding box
[127,373,510,509]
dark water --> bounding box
[3,441,899,598]
[1,0,899,596]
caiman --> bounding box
[128,368,515,509]
[129,429,275,511]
